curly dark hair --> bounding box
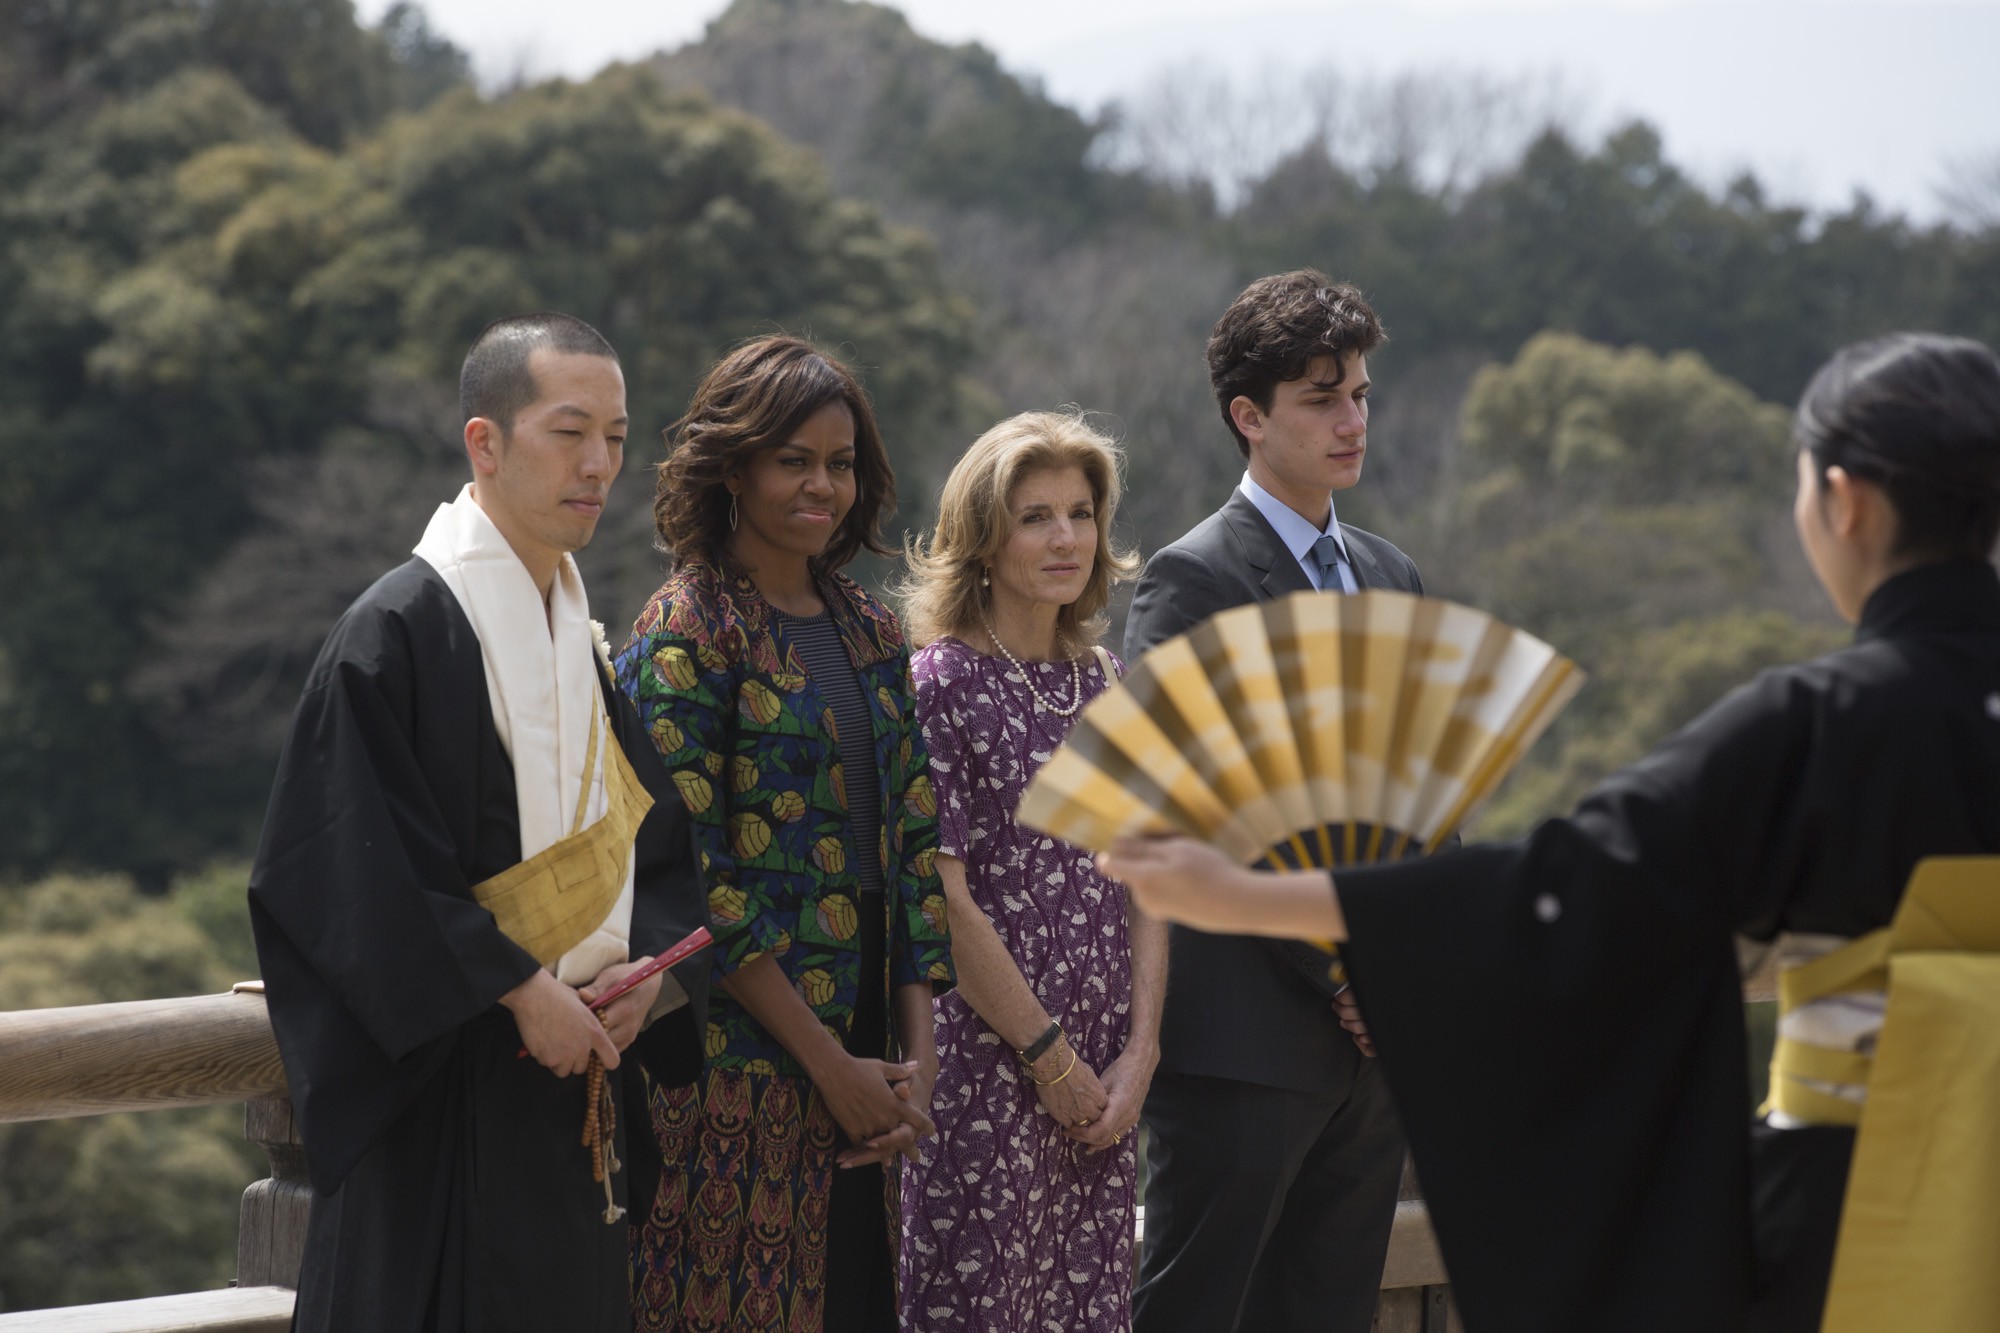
[1206,270,1386,457]
[652,336,897,572]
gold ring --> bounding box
[1076,1118,1093,1127]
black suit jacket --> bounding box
[1124,487,1424,1093]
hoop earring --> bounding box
[728,494,739,532]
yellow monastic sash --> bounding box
[1762,857,2000,1332]
[471,703,655,967]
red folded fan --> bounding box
[516,925,712,1057]
[588,925,712,1011]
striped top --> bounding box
[776,608,886,896]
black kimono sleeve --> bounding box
[249,565,541,1195]
[1335,670,1823,1333]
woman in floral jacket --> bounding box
[615,336,954,1333]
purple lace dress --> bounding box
[900,638,1136,1332]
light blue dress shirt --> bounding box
[1239,472,1359,593]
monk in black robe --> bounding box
[249,314,708,1333]
[1101,333,2000,1333]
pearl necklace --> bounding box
[981,613,1083,717]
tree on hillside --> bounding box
[1,67,334,886]
[1441,331,1798,655]
[1226,116,1997,406]
[663,4,1999,574]
[1433,333,1846,834]
[0,0,473,886]
[1,0,464,141]
[655,0,1266,572]
[0,17,978,881]
[657,0,1177,236]
[136,69,976,788]
[1103,61,1572,210]
[1478,608,1845,837]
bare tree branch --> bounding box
[1937,149,2000,232]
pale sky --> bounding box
[358,0,2000,222]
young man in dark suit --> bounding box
[1126,270,1419,1333]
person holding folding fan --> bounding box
[1101,332,2000,1333]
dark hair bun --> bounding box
[1796,333,2000,559]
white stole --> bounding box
[413,484,632,984]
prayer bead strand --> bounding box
[580,1049,627,1223]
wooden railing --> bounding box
[0,988,1455,1330]
[0,985,303,1332]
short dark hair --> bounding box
[459,312,619,432]
[1207,270,1386,456]
[653,335,896,573]
[1797,332,2000,561]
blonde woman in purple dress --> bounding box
[896,411,1166,1331]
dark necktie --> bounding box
[1310,534,1349,592]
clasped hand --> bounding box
[1332,987,1375,1058]
[502,956,664,1078]
[823,1055,936,1169]
[1056,1048,1153,1156]
[1025,1037,1144,1154]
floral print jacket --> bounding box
[615,557,955,1076]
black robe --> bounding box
[248,557,709,1333]
[1335,559,2000,1333]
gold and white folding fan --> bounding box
[1017,590,1584,870]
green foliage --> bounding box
[0,875,220,1005]
[1230,120,1997,406]
[0,0,473,885]
[1460,332,1792,498]
[173,862,261,979]
[0,5,976,882]
[1448,338,1849,835]
[1442,333,1798,663]
[0,871,263,1312]
[662,0,1178,235]
[0,1104,254,1312]
[6,0,1992,888]
[2,0,468,143]
[1480,608,1848,838]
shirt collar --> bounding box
[1855,558,2000,644]
[1239,471,1348,564]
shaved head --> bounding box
[460,312,618,435]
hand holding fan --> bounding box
[1017,590,1582,871]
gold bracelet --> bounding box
[1030,1043,1077,1086]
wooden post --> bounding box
[1373,1155,1460,1332]
[237,1096,311,1290]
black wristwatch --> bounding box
[1016,1021,1063,1066]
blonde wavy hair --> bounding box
[901,410,1141,656]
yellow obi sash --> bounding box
[471,704,655,967]
[1762,857,2000,1333]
